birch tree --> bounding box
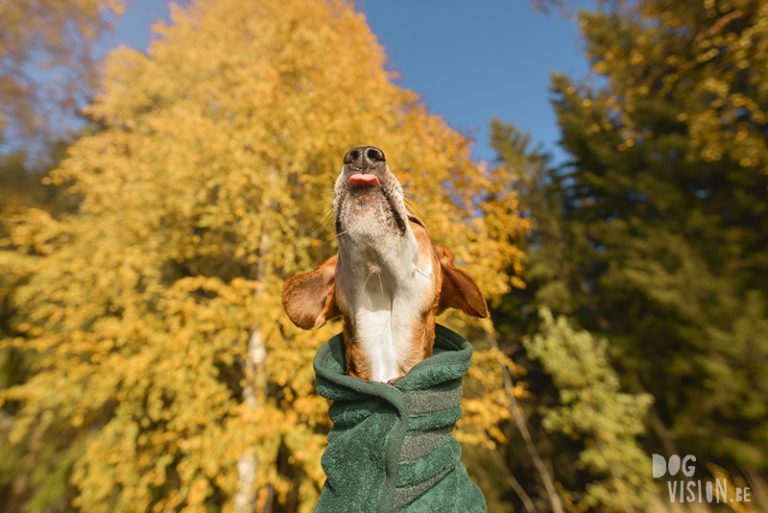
[1,1,529,511]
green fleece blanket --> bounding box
[313,324,487,513]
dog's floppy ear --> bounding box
[435,247,489,318]
[282,256,340,329]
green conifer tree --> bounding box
[497,0,768,473]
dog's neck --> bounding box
[336,223,437,383]
[281,147,489,384]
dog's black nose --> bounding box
[343,146,386,167]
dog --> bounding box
[282,146,488,383]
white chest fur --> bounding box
[354,307,412,383]
[339,245,434,383]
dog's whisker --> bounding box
[317,231,344,247]
[362,271,376,291]
[404,197,425,219]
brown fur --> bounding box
[282,216,488,381]
[285,148,492,382]
[281,256,339,329]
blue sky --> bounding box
[101,1,594,163]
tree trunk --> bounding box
[235,328,268,513]
[492,336,564,513]
[236,175,276,513]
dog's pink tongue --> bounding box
[348,173,380,188]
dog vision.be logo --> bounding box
[652,454,752,505]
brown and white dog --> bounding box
[282,146,488,383]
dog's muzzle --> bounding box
[335,145,408,235]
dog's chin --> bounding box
[336,189,406,242]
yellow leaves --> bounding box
[2,0,529,511]
[628,50,644,66]
[592,60,608,74]
[579,3,768,175]
[2,207,64,255]
[698,46,722,63]
[617,138,635,152]
[455,339,527,450]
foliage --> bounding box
[4,0,767,511]
[0,0,124,149]
[0,140,85,513]
[493,0,768,491]
[551,0,768,468]
[587,0,768,175]
[0,140,81,220]
[488,123,655,512]
[523,308,653,513]
[0,1,528,512]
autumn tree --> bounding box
[0,136,86,513]
[0,0,123,149]
[0,1,528,512]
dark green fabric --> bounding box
[313,324,486,513]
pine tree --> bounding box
[0,1,528,512]
[499,0,768,473]
[488,121,653,513]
